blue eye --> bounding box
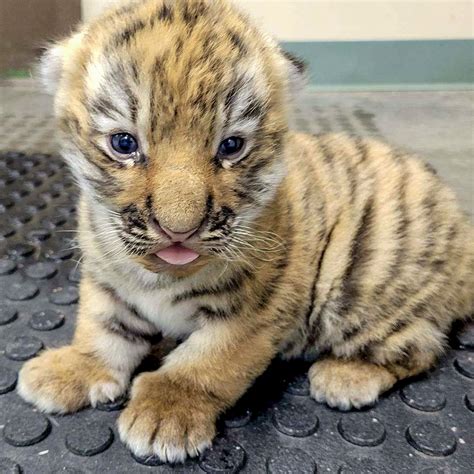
[218,136,245,158]
[110,133,138,155]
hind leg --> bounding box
[308,357,397,410]
[309,325,441,410]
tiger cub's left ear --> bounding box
[281,49,308,93]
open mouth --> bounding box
[155,244,200,266]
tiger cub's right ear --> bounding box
[37,42,67,95]
[37,31,84,95]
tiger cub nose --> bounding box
[152,218,199,242]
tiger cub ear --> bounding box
[37,42,67,94]
[280,49,308,93]
[37,31,84,95]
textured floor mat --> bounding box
[0,149,473,473]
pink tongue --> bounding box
[156,245,200,265]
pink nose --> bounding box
[152,219,198,242]
[161,225,198,242]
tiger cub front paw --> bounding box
[118,372,217,463]
[18,346,128,413]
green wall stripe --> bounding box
[281,39,474,90]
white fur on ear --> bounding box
[281,49,308,94]
[258,29,308,95]
[281,50,308,93]
[37,31,84,95]
[37,43,66,95]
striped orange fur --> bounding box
[18,0,474,463]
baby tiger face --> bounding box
[42,0,302,274]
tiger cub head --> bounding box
[40,0,305,274]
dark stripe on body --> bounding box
[353,138,369,165]
[197,302,241,320]
[306,220,338,345]
[355,218,455,361]
[102,316,161,344]
[173,267,253,304]
[253,205,293,313]
[313,135,337,170]
[337,197,375,315]
[373,157,409,297]
[306,196,374,348]
[342,155,409,343]
[95,280,153,326]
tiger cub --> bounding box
[18,0,474,463]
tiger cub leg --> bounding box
[118,319,277,462]
[18,276,152,413]
[309,321,441,410]
[309,358,397,410]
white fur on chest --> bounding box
[98,256,228,338]
[116,286,199,338]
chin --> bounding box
[133,253,213,277]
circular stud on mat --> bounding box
[29,309,65,331]
[400,380,446,412]
[0,366,18,394]
[453,323,474,350]
[0,226,16,239]
[7,282,39,301]
[199,437,246,474]
[5,336,44,361]
[7,243,35,258]
[49,286,79,305]
[0,258,17,275]
[454,353,474,379]
[406,421,456,456]
[65,422,114,456]
[337,414,386,447]
[26,228,51,242]
[67,265,81,283]
[3,411,51,447]
[25,261,57,279]
[465,391,473,411]
[0,307,18,325]
[223,403,252,428]
[272,399,319,437]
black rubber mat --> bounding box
[0,150,473,473]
